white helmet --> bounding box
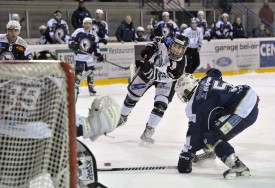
[136,26,145,32]
[197,10,205,16]
[174,73,198,103]
[83,17,92,25]
[11,13,20,21]
[180,23,188,30]
[222,13,229,18]
[95,9,103,14]
[162,11,169,17]
[6,20,21,30]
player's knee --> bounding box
[124,94,139,108]
[203,131,221,150]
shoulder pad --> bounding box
[17,38,27,48]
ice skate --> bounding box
[223,154,251,179]
[140,125,155,144]
[88,85,97,96]
[117,115,128,127]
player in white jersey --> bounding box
[47,10,70,44]
[183,17,203,73]
[117,35,189,144]
[0,20,32,60]
[69,17,104,95]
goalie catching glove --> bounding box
[81,96,121,141]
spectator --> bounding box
[115,15,136,42]
[215,13,233,39]
[92,9,108,44]
[219,0,232,14]
[252,23,269,38]
[135,26,146,42]
[154,11,179,37]
[47,10,70,44]
[259,0,274,25]
[232,17,246,38]
[71,0,91,30]
[145,25,155,41]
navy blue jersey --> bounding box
[185,68,258,152]
[0,34,32,60]
[154,20,179,37]
[92,19,108,39]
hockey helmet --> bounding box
[162,12,169,17]
[136,26,145,32]
[197,11,205,16]
[175,73,199,103]
[6,20,21,31]
[39,25,47,34]
[11,13,20,22]
[222,13,229,18]
[168,35,189,61]
[190,17,197,23]
[95,9,103,14]
[83,17,92,24]
[180,23,188,30]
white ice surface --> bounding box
[76,73,275,188]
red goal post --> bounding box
[0,61,77,188]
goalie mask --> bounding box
[175,73,198,103]
[168,35,189,61]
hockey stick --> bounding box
[78,50,130,70]
[98,165,177,172]
[98,152,216,172]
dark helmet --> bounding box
[168,35,189,61]
[190,17,197,23]
[34,50,57,60]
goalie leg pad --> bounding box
[87,96,121,141]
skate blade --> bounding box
[224,171,251,180]
[139,140,154,147]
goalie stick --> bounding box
[78,50,130,70]
[98,151,216,172]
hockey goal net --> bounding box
[0,61,76,188]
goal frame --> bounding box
[0,61,77,188]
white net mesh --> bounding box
[0,62,73,188]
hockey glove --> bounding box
[140,46,155,60]
[99,38,107,45]
[178,151,195,173]
[96,53,104,62]
[140,60,152,73]
[69,41,79,51]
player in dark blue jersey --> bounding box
[174,69,259,179]
[92,9,108,45]
[0,20,32,60]
[69,17,104,95]
[154,12,179,38]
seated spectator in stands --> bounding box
[215,13,233,39]
[252,23,270,38]
[154,11,179,37]
[38,25,53,44]
[47,10,70,44]
[115,15,136,43]
[145,25,155,41]
[232,17,246,38]
[71,0,91,30]
[135,26,146,42]
[259,0,274,25]
[92,9,108,45]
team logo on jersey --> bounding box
[16,45,24,52]
[54,28,65,41]
[80,38,91,51]
[162,27,170,37]
[0,52,15,60]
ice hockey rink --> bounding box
[76,72,275,188]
